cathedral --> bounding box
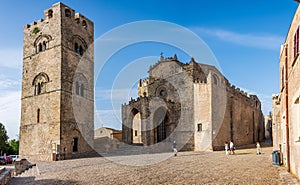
[122,55,264,151]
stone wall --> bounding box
[20,2,94,161]
[273,4,300,180]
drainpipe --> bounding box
[285,54,290,172]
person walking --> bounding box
[225,142,229,155]
[256,141,261,155]
[229,140,235,155]
[172,141,178,156]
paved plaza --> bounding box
[8,147,299,184]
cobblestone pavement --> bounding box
[8,147,300,185]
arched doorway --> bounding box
[131,108,142,144]
[153,107,168,143]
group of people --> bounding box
[224,141,235,155]
[224,141,262,155]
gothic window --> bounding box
[82,20,87,28]
[34,34,52,54]
[38,43,43,52]
[65,9,71,18]
[33,72,49,95]
[37,108,40,123]
[72,137,78,152]
[80,84,84,96]
[75,18,80,24]
[197,123,202,132]
[79,45,84,56]
[48,9,53,19]
[213,74,219,85]
[42,41,46,51]
[74,43,79,54]
[72,35,87,56]
[75,81,80,95]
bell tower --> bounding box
[19,2,94,161]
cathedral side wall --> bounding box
[212,87,264,150]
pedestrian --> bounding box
[172,141,178,156]
[230,140,235,155]
[256,141,261,155]
[225,142,229,155]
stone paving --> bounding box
[8,147,300,185]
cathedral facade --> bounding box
[122,55,264,151]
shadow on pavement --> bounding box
[8,176,78,185]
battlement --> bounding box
[24,2,93,30]
[228,84,261,108]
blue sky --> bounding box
[0,0,298,139]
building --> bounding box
[19,2,94,161]
[94,127,122,153]
[122,55,264,152]
[264,113,272,141]
[272,4,300,180]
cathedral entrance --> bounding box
[153,107,168,143]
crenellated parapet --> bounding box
[227,83,261,109]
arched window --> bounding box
[42,41,47,51]
[79,45,84,56]
[37,108,40,123]
[65,9,71,18]
[38,43,43,52]
[74,43,79,54]
[75,81,80,95]
[33,72,49,95]
[82,20,87,28]
[48,10,53,19]
[213,74,219,85]
[35,35,52,54]
[80,84,84,96]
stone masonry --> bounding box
[122,55,264,151]
[19,2,94,161]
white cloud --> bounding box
[191,27,284,50]
[0,75,21,90]
[0,48,22,68]
[0,90,21,139]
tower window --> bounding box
[197,123,202,132]
[74,43,79,54]
[48,10,53,19]
[38,43,43,52]
[80,84,84,97]
[33,72,49,96]
[37,108,40,123]
[79,46,84,56]
[42,41,46,51]
[82,20,87,28]
[65,9,71,18]
[76,82,80,95]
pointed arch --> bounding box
[32,72,50,95]
[34,34,52,53]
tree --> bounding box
[8,139,19,155]
[0,122,9,155]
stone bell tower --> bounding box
[19,2,94,161]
